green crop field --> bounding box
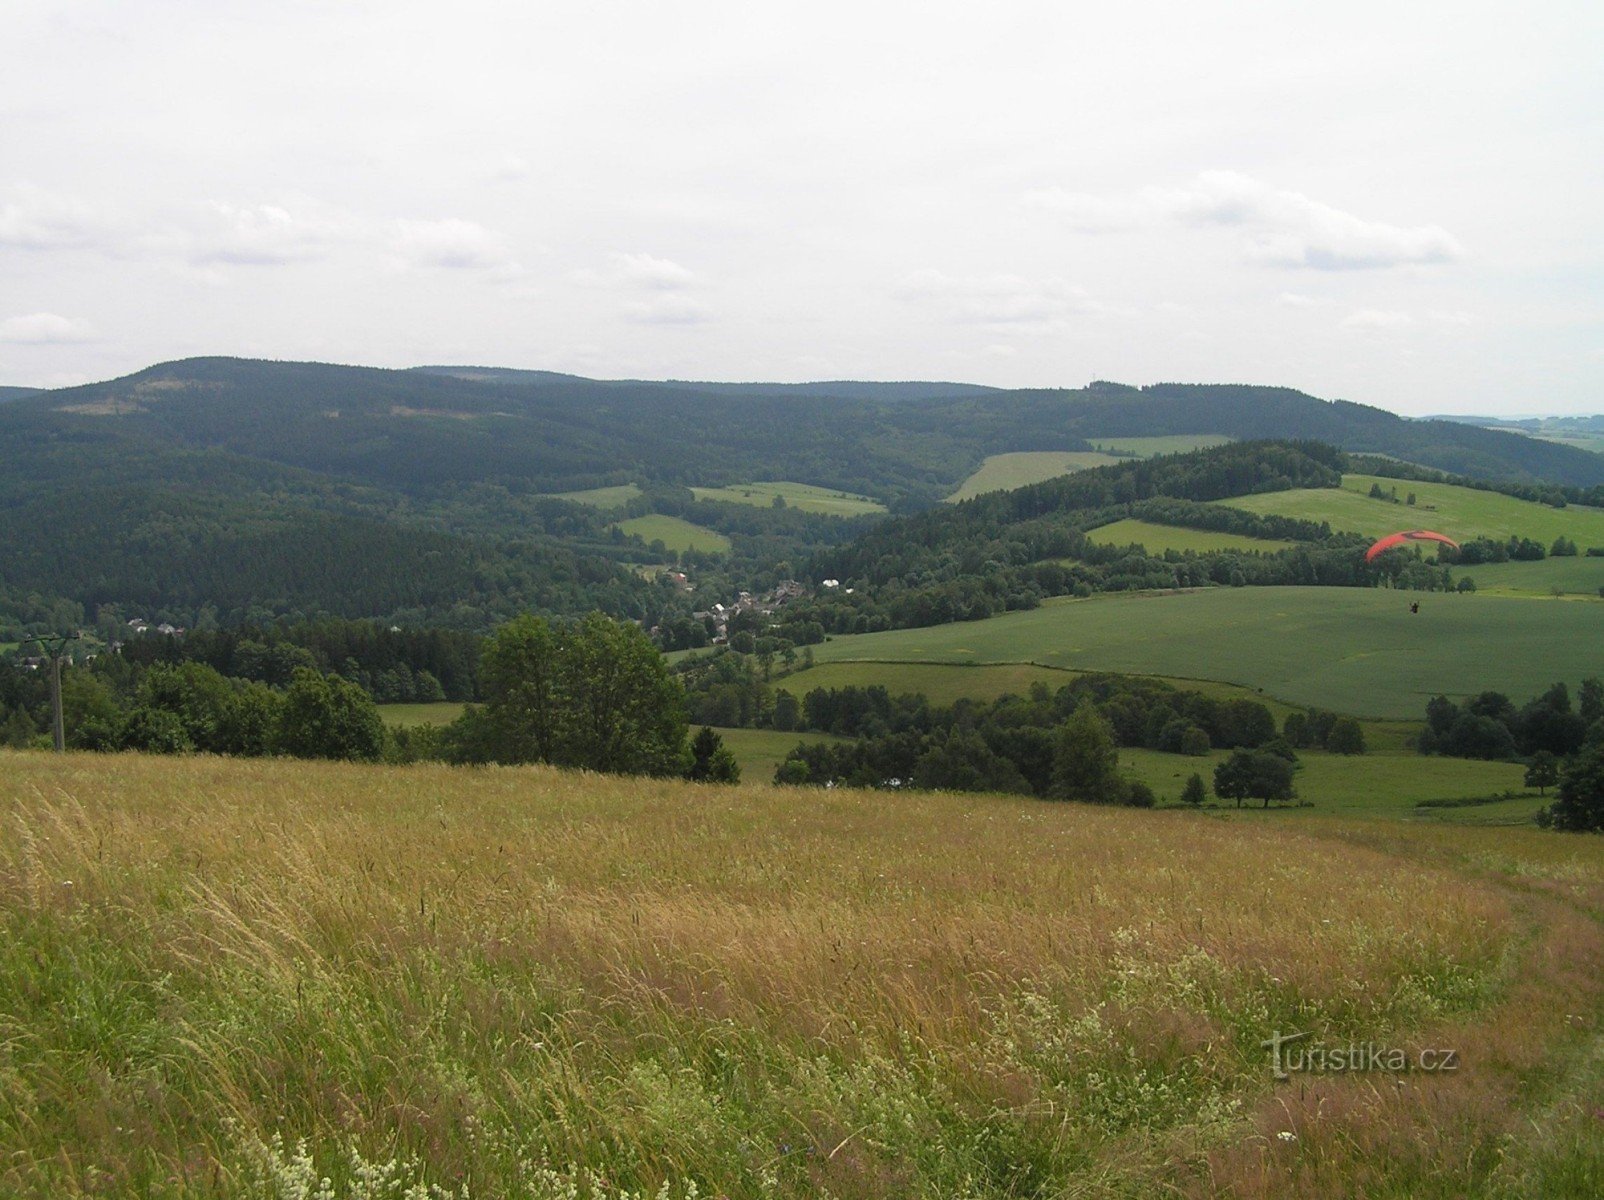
[946,451,1121,501]
[1088,434,1235,457]
[1221,473,1604,547]
[542,483,642,508]
[1457,555,1604,598]
[690,480,886,516]
[609,514,731,554]
[808,586,1604,719]
[1536,431,1604,455]
[4,751,1602,1197]
[1086,518,1299,555]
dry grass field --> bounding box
[2,751,1602,1198]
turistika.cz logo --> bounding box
[1261,1030,1460,1081]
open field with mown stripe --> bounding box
[946,451,1121,501]
[690,480,886,516]
[2,750,1601,1198]
[609,513,731,554]
[1221,474,1604,546]
[1086,517,1300,555]
[808,587,1604,719]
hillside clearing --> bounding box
[1086,517,1300,555]
[808,586,1604,719]
[1088,434,1236,457]
[2,750,1601,1197]
[1220,473,1604,546]
[690,480,885,516]
[609,514,731,554]
[946,451,1121,501]
[542,483,643,508]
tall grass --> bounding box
[1,750,1601,1197]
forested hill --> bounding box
[0,386,38,402]
[9,357,1603,501]
[411,366,1001,403]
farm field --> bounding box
[946,451,1120,501]
[542,483,642,508]
[1458,555,1604,598]
[2,751,1601,1198]
[1086,517,1299,555]
[1089,434,1235,457]
[609,514,731,554]
[1221,473,1604,547]
[808,586,1604,719]
[690,480,886,516]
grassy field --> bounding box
[3,751,1601,1198]
[543,483,643,508]
[380,701,466,727]
[1086,517,1300,555]
[946,451,1120,501]
[610,514,732,554]
[1457,555,1604,598]
[808,587,1604,719]
[690,481,886,517]
[1120,745,1531,817]
[1221,473,1604,547]
[1089,434,1235,457]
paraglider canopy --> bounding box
[1364,529,1460,562]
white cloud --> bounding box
[1278,291,1325,308]
[1341,308,1414,330]
[1028,171,1465,271]
[0,312,96,344]
[895,269,1119,327]
[609,252,697,290]
[180,201,356,266]
[0,184,116,251]
[391,217,514,270]
[623,293,711,325]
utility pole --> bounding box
[26,633,81,752]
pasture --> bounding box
[946,451,1120,501]
[1221,473,1604,547]
[609,514,732,554]
[2,750,1601,1197]
[808,586,1604,719]
[542,483,642,508]
[690,480,885,516]
[1086,517,1299,555]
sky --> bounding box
[2,0,1600,415]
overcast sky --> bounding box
[2,0,1600,414]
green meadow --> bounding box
[1088,434,1235,457]
[1222,473,1604,546]
[690,480,886,516]
[1119,746,1531,819]
[542,483,643,508]
[6,751,1603,1197]
[609,514,731,554]
[946,451,1120,501]
[808,586,1604,719]
[379,701,466,727]
[1458,555,1604,597]
[1085,517,1299,555]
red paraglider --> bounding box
[1363,529,1460,562]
